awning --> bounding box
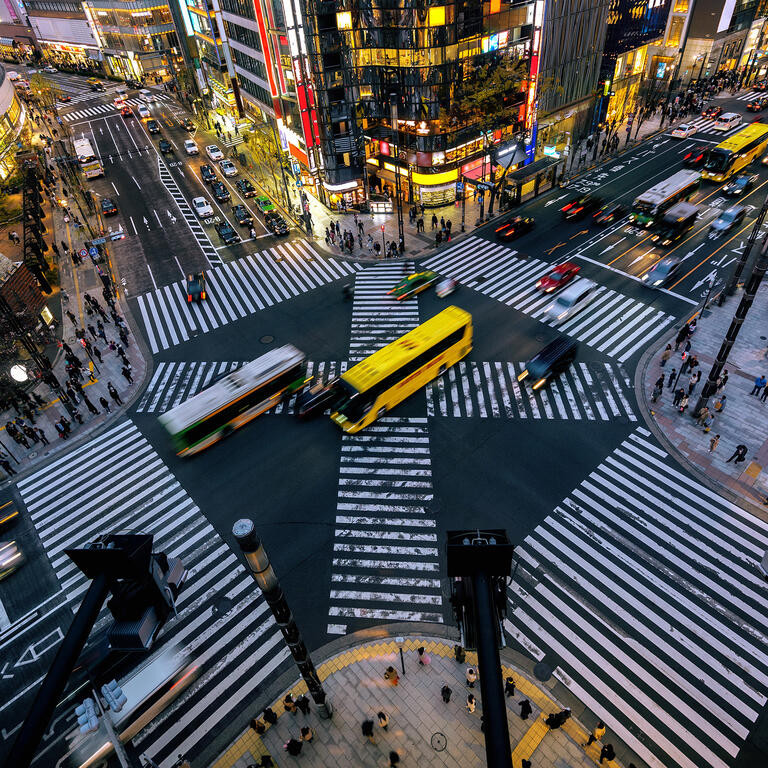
[0,38,15,46]
[506,156,560,183]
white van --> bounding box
[138,88,154,102]
[713,112,742,131]
[546,279,598,325]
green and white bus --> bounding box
[158,344,308,456]
[629,169,701,227]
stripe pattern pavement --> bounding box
[132,242,361,354]
[428,359,636,421]
[505,427,768,768]
[60,95,171,121]
[15,421,289,765]
[327,417,443,635]
[350,261,420,362]
[671,114,746,137]
[421,236,675,362]
[136,360,348,414]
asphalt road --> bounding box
[3,69,768,768]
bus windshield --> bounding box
[704,149,731,174]
[332,379,369,423]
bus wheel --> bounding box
[378,406,387,419]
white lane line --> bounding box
[146,263,158,290]
[131,175,141,189]
[130,216,138,234]
[111,182,120,196]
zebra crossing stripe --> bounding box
[506,429,768,768]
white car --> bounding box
[192,197,214,218]
[184,139,199,155]
[671,123,697,139]
[206,145,224,161]
[137,105,151,119]
[219,159,238,177]
[545,279,598,325]
[27,68,38,74]
[7,71,19,81]
[42,66,57,73]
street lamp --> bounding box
[10,364,28,383]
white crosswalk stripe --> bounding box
[735,89,764,101]
[60,95,169,120]
[15,421,289,765]
[132,244,361,354]
[328,417,443,634]
[422,236,674,362]
[673,115,746,137]
[350,262,420,362]
[427,360,636,420]
[505,427,768,768]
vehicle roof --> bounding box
[341,306,471,393]
[158,344,305,431]
[635,170,700,205]
[531,335,578,364]
[663,201,698,221]
[555,278,596,300]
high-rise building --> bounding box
[24,0,103,67]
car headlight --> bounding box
[641,273,649,281]
[532,378,547,391]
[653,280,663,286]
[517,369,528,382]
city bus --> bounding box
[701,122,768,182]
[73,137,104,179]
[158,344,309,456]
[330,306,472,433]
[629,169,701,227]
[68,645,199,768]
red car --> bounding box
[535,262,580,293]
[682,148,706,168]
[702,105,723,119]
[120,105,132,117]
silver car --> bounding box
[545,279,597,325]
[710,205,745,233]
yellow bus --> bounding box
[701,123,768,182]
[330,305,472,433]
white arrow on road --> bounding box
[143,215,150,230]
[167,210,177,224]
[599,236,626,254]
[692,269,718,291]
[545,194,568,208]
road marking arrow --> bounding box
[143,215,150,230]
[692,269,718,291]
[570,229,589,239]
[544,194,568,208]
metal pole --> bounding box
[0,441,19,464]
[390,94,405,251]
[232,519,332,718]
[726,193,768,295]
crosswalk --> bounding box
[421,236,675,362]
[61,95,171,122]
[735,89,766,102]
[136,360,347,414]
[676,114,746,137]
[350,262,420,362]
[427,359,636,421]
[327,417,444,634]
[505,427,768,768]
[15,421,290,766]
[132,244,361,354]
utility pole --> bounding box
[232,520,332,718]
[693,226,768,417]
[725,193,768,296]
[390,94,405,252]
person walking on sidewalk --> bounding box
[519,699,532,720]
[361,719,375,743]
[466,693,476,713]
[0,458,16,476]
[504,676,515,697]
[726,444,748,464]
[750,375,766,395]
[599,743,616,764]
[761,386,768,403]
[98,395,111,413]
[709,434,720,453]
[466,667,477,687]
[121,365,133,384]
[585,721,606,747]
[384,666,399,685]
[673,387,685,407]
[377,711,389,730]
[82,394,99,415]
[441,685,452,702]
[688,370,701,395]
[389,751,400,767]
[107,382,123,405]
[667,368,677,388]
[36,427,49,446]
[431,213,438,229]
[660,345,672,366]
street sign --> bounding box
[91,237,106,245]
[88,247,99,258]
[456,181,464,192]
[476,182,492,191]
[78,248,88,259]
[296,180,302,187]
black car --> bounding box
[158,139,173,154]
[214,221,240,244]
[642,256,682,288]
[517,336,579,390]
[747,97,768,112]
[265,210,289,235]
[236,179,256,198]
[232,204,253,226]
[723,173,758,197]
[89,82,105,92]
[101,198,118,216]
[200,164,217,184]
[125,78,143,89]
[212,181,230,202]
[682,148,706,169]
[296,379,340,419]
[186,271,206,302]
[494,215,535,241]
[561,194,602,220]
[182,118,195,132]
[592,202,626,225]
[146,119,160,134]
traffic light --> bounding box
[101,680,127,713]
[76,698,99,734]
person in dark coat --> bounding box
[600,743,616,763]
[295,694,310,715]
[441,685,452,703]
[263,707,278,725]
[362,719,375,743]
[283,739,302,756]
[504,676,515,697]
[99,396,111,413]
[520,699,532,720]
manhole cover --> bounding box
[212,595,234,615]
[260,335,274,344]
[28,451,38,459]
[431,732,447,751]
[761,336,767,341]
[534,661,553,681]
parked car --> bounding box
[236,179,257,197]
[101,198,118,216]
[200,164,217,184]
[232,204,253,226]
[211,181,230,202]
[214,220,240,244]
[264,210,289,235]
[158,139,173,154]
[255,195,275,213]
[192,196,214,217]
[206,145,224,161]
[219,159,238,177]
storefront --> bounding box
[0,73,26,181]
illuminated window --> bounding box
[336,11,352,30]
[490,0,501,13]
[428,6,445,26]
[673,0,688,11]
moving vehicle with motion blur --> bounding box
[0,501,19,532]
[702,105,723,119]
[296,378,340,419]
[388,270,438,300]
[545,279,598,325]
[137,105,151,119]
[682,148,706,169]
[0,540,24,580]
[592,202,626,225]
[494,215,535,241]
[723,173,758,197]
[629,169,700,227]
[642,255,682,288]
[536,262,580,293]
[650,201,698,246]
[67,644,199,768]
[710,204,746,233]
[747,96,768,112]
[517,336,579,391]
[702,123,768,182]
[330,306,472,433]
[182,118,196,131]
[186,272,206,302]
[159,345,309,456]
[560,194,603,220]
[713,112,742,132]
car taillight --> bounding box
[572,206,583,215]
[187,294,192,302]
[562,203,574,211]
[201,291,206,299]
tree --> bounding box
[28,73,62,109]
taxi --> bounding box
[388,270,438,300]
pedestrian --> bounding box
[687,353,698,372]
[0,458,16,476]
[97,395,111,413]
[600,743,616,763]
[660,345,672,366]
[384,666,399,685]
[673,387,685,407]
[263,707,278,725]
[454,644,466,663]
[417,646,431,665]
[702,412,715,432]
[666,369,677,388]
[431,213,438,229]
[446,220,452,237]
[250,718,266,734]
[520,699,532,720]
[389,751,400,767]
[97,320,107,341]
[695,406,710,426]
[295,695,310,715]
[121,365,133,384]
[714,394,726,412]
[441,685,452,703]
[92,346,102,363]
[585,721,606,746]
[435,229,442,247]
[688,370,701,394]
[761,386,768,403]
[678,393,689,413]
[466,667,477,687]
[504,676,515,697]
[466,693,476,713]
[719,370,729,391]
[654,374,664,391]
[284,694,297,714]
[377,711,389,730]
[65,382,80,404]
[283,739,302,756]
[726,444,748,464]
[709,434,721,453]
[83,394,99,415]
[36,427,49,446]
[300,726,313,743]
[361,719,375,743]
[66,309,77,325]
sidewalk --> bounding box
[639,281,768,510]
[0,123,148,483]
[213,634,628,768]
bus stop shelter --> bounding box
[502,156,563,208]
